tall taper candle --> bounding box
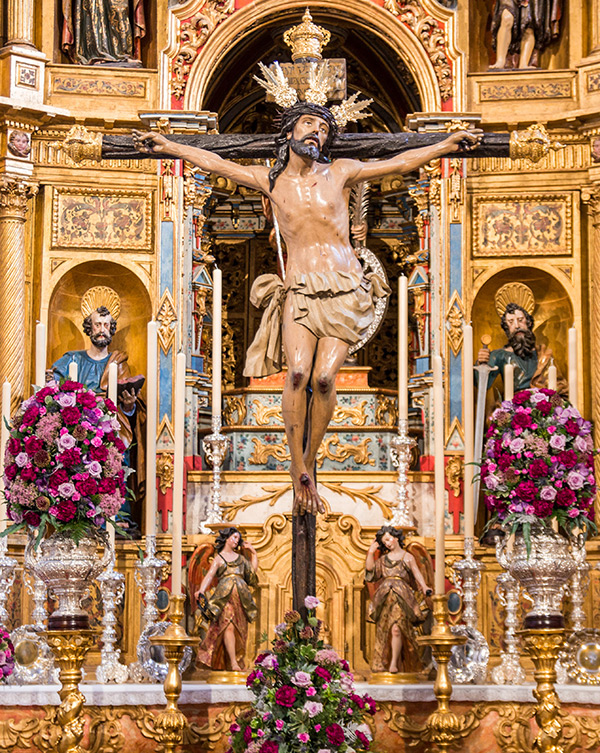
[35,322,46,388]
[171,352,186,595]
[68,360,78,381]
[212,267,222,421]
[398,276,408,423]
[568,327,578,408]
[463,323,474,541]
[107,362,118,551]
[433,355,445,594]
[548,359,558,391]
[504,362,514,401]
[146,321,158,538]
[0,382,11,533]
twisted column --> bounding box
[0,177,38,412]
[6,0,35,46]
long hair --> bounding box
[268,102,338,191]
[375,526,405,553]
[214,526,243,552]
[500,303,534,337]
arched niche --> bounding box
[47,261,152,388]
[471,266,574,381]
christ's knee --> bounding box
[289,368,309,390]
[313,373,334,395]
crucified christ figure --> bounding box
[133,104,481,517]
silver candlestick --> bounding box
[389,418,416,528]
[129,533,167,682]
[491,571,526,685]
[200,414,229,533]
[449,536,489,684]
[0,536,17,628]
[28,572,48,629]
[96,554,128,684]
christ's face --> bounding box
[89,311,113,348]
[288,115,330,161]
[504,309,529,336]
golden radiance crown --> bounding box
[494,282,535,319]
[81,286,121,321]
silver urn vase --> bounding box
[497,525,576,629]
[25,530,111,630]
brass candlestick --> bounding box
[519,628,567,753]
[44,629,96,753]
[149,594,199,753]
[396,595,479,751]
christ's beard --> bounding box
[508,328,536,359]
[90,332,112,349]
[290,137,320,161]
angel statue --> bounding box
[365,526,433,676]
[189,527,258,672]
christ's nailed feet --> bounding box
[292,471,325,517]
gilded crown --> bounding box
[283,9,330,61]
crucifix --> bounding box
[62,11,557,613]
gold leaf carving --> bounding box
[0,718,40,752]
[157,452,174,493]
[252,400,283,426]
[316,433,374,467]
[319,482,393,519]
[375,395,398,427]
[332,400,368,426]
[248,437,291,465]
[221,484,293,521]
[446,292,464,356]
[223,395,247,426]
[157,289,177,354]
[445,455,463,497]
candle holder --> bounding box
[449,537,489,684]
[44,629,96,753]
[389,418,417,528]
[396,595,479,751]
[149,594,199,753]
[201,414,229,533]
[0,536,17,629]
[129,533,168,682]
[96,556,128,684]
[491,571,526,685]
[519,627,567,753]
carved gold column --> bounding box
[0,176,38,411]
[582,187,600,522]
[6,0,35,46]
[590,0,600,55]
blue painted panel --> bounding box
[160,221,174,295]
[415,356,430,374]
[449,223,462,297]
[159,349,172,422]
[449,351,461,422]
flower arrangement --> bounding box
[2,380,128,543]
[481,387,596,545]
[228,596,376,753]
[0,629,14,681]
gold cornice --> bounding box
[187,470,434,482]
[0,176,38,219]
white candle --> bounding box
[35,322,46,389]
[504,362,514,401]
[568,327,578,408]
[398,276,408,423]
[68,360,78,381]
[463,323,474,542]
[107,361,118,552]
[146,321,158,538]
[0,382,11,533]
[172,352,186,596]
[212,268,222,421]
[433,355,445,595]
[548,359,557,391]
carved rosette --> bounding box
[0,176,38,411]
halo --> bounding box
[81,286,121,321]
[494,283,535,320]
[348,247,390,355]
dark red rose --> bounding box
[54,500,76,522]
[61,407,81,425]
[350,693,365,709]
[75,477,98,496]
[35,386,54,402]
[340,659,350,671]
[536,400,552,416]
[114,438,126,452]
[314,666,331,683]
[243,727,252,744]
[61,380,81,391]
[498,454,512,471]
[98,478,117,494]
[556,489,576,507]
[261,742,279,753]
[326,724,345,747]
[585,508,595,521]
[76,391,97,409]
[533,499,554,517]
[274,685,297,707]
[529,459,549,478]
[7,437,21,456]
[565,419,580,436]
[513,411,532,429]
[23,510,41,527]
[22,404,40,426]
[105,398,117,413]
[105,432,117,443]
[356,731,370,750]
[558,450,578,469]
[48,469,69,490]
[24,436,43,457]
[4,464,17,481]
[512,391,531,405]
[254,653,268,665]
[57,448,82,468]
[363,695,377,715]
[516,480,537,502]
[20,466,38,482]
[90,445,108,462]
[540,388,555,397]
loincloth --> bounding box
[243,268,389,378]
